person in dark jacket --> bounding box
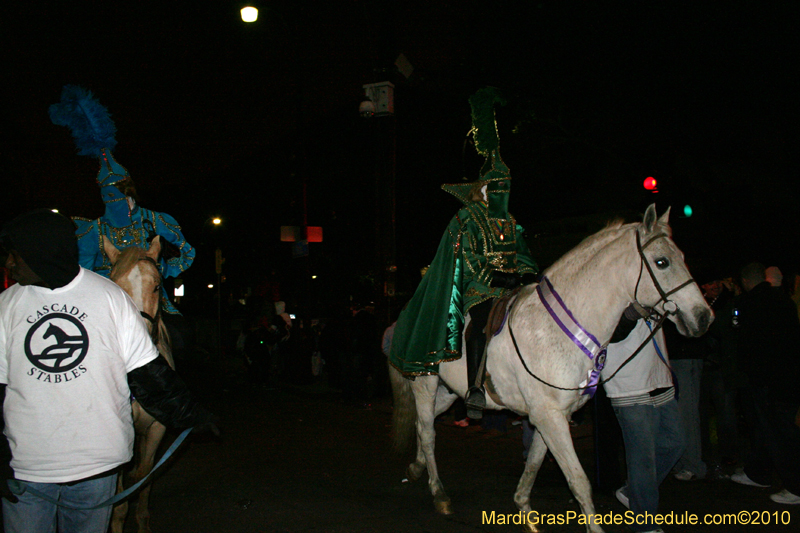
[664,318,708,481]
[730,262,800,505]
[700,278,744,471]
[0,209,216,533]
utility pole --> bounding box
[362,81,397,327]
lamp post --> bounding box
[361,81,397,327]
[205,216,224,357]
[213,218,224,357]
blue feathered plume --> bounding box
[49,85,117,157]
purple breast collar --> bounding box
[536,276,606,397]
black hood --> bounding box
[0,209,80,289]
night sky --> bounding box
[3,1,799,311]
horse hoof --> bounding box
[405,465,421,482]
[434,499,453,515]
[522,520,540,533]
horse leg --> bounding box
[407,384,458,483]
[133,420,166,533]
[513,427,549,533]
[406,431,427,482]
[538,412,604,533]
[110,472,128,533]
[433,383,459,418]
[411,377,453,515]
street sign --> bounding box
[281,226,322,242]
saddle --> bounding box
[479,287,522,408]
[485,286,521,338]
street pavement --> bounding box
[127,364,798,533]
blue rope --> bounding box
[9,427,193,510]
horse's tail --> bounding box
[388,362,417,455]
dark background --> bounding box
[3,1,799,315]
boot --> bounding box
[464,329,487,420]
[465,387,485,420]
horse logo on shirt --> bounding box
[24,313,89,373]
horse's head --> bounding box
[633,204,713,337]
[104,235,162,329]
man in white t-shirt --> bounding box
[0,209,216,533]
[601,308,685,533]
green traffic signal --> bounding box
[683,205,693,217]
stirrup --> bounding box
[465,387,486,420]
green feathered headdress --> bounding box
[442,87,511,213]
[469,87,506,157]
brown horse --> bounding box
[104,236,173,533]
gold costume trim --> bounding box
[388,353,462,378]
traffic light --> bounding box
[682,204,693,218]
[643,176,658,192]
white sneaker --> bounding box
[674,469,695,481]
[770,489,800,505]
[615,486,630,509]
[731,468,770,488]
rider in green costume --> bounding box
[388,88,538,419]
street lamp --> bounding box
[240,6,258,22]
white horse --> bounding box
[389,204,713,533]
[104,236,174,533]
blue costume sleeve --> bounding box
[72,217,109,276]
[147,210,195,278]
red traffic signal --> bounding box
[643,176,658,192]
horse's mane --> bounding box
[603,217,625,231]
[545,217,637,276]
[572,218,633,254]
[109,246,149,280]
[108,246,174,366]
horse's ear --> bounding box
[642,204,658,234]
[146,236,162,261]
[658,206,671,227]
[103,236,121,265]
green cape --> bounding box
[388,200,537,377]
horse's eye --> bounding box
[654,257,670,270]
[154,285,161,293]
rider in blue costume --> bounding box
[50,86,194,314]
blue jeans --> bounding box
[3,472,117,533]
[614,398,685,532]
[672,359,707,477]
